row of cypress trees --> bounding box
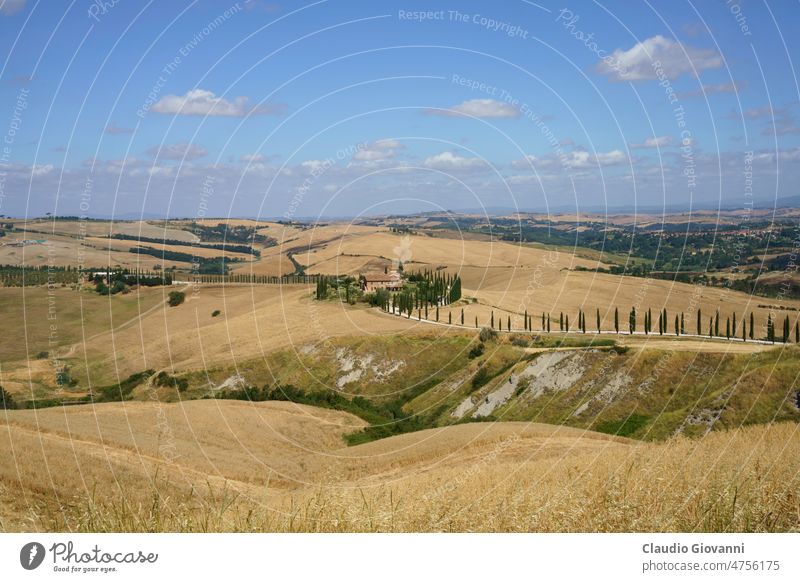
[382,302,800,343]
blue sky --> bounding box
[1,0,799,219]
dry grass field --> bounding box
[69,284,421,386]
[0,400,797,532]
[0,220,202,269]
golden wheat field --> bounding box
[0,401,797,532]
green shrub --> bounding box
[511,335,529,347]
[154,371,188,391]
[595,414,650,437]
[211,310,221,317]
[479,327,497,342]
[468,342,485,359]
[470,365,490,391]
[167,291,185,307]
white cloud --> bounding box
[31,164,53,176]
[147,165,174,177]
[241,153,265,162]
[597,35,722,81]
[353,138,402,161]
[580,150,628,168]
[513,149,628,170]
[151,89,285,117]
[299,159,332,173]
[425,99,520,118]
[147,142,208,160]
[631,136,673,149]
[568,150,627,168]
[423,151,485,171]
[0,0,26,15]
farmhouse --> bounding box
[361,270,402,292]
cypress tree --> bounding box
[749,312,754,339]
[784,315,790,343]
[767,313,774,343]
[714,310,719,337]
[559,312,563,331]
[461,308,464,325]
[629,307,636,334]
[732,312,737,337]
[796,320,799,344]
[709,317,713,338]
[726,317,730,340]
[614,307,619,334]
[448,312,452,325]
[566,314,570,332]
[675,314,679,336]
[596,308,601,333]
[491,311,495,329]
[547,314,551,332]
[507,316,511,332]
[475,316,478,328]
[743,318,747,341]
[436,306,439,321]
[524,310,528,331]
[542,312,545,330]
[697,308,702,335]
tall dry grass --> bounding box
[18,422,800,533]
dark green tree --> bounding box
[0,385,15,410]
